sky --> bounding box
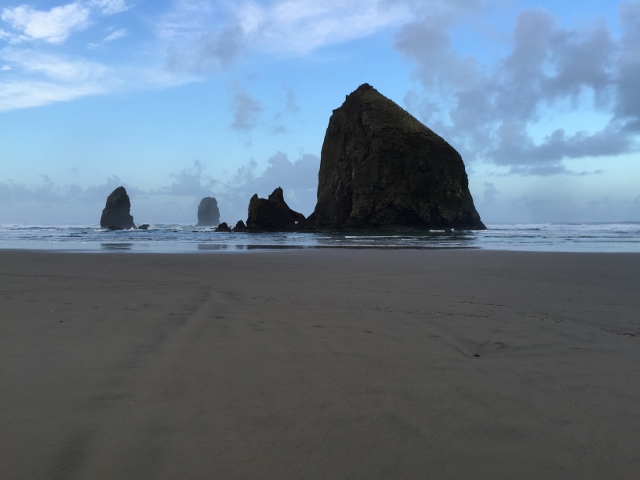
[1,0,639,225]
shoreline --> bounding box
[1,249,639,479]
[3,246,640,253]
[2,222,640,254]
[2,244,640,254]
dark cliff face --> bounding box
[196,197,220,226]
[246,187,306,231]
[100,186,135,230]
[312,84,485,230]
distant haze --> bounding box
[1,0,639,225]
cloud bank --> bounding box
[0,153,320,225]
[395,3,640,174]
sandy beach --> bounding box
[1,249,639,479]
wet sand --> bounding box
[1,249,639,479]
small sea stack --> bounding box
[233,220,247,232]
[196,197,220,226]
[246,187,305,231]
[100,186,135,230]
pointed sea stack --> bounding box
[215,222,231,232]
[246,187,306,231]
[196,197,220,226]
[100,186,135,230]
[312,84,485,230]
[233,220,248,232]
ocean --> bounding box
[0,222,639,253]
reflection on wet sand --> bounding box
[101,243,134,251]
[197,244,231,251]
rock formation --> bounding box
[246,187,306,231]
[233,220,247,232]
[100,186,135,230]
[196,197,220,226]
[215,222,231,232]
[312,84,485,230]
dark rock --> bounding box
[215,222,231,232]
[233,220,247,232]
[312,84,485,230]
[138,224,150,230]
[100,186,135,230]
[246,187,306,231]
[196,197,220,226]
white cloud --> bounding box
[104,27,127,41]
[89,0,130,15]
[0,49,109,111]
[0,80,106,111]
[235,0,412,54]
[155,0,218,41]
[0,45,202,111]
[1,3,91,44]
[159,0,417,73]
[2,49,107,82]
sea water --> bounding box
[0,223,639,253]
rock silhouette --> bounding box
[312,84,485,230]
[196,197,220,226]
[100,186,135,230]
[246,187,305,231]
[233,220,247,232]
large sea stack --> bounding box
[100,186,135,230]
[246,187,305,231]
[196,197,220,226]
[312,84,485,230]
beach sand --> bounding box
[1,249,639,479]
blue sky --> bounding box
[1,0,639,225]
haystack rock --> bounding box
[100,186,135,230]
[312,84,485,230]
[196,197,220,226]
[246,187,306,231]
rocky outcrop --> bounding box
[100,186,135,230]
[312,84,485,230]
[215,222,231,232]
[246,187,306,231]
[233,220,247,232]
[196,197,220,226]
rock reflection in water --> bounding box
[101,243,134,251]
[245,245,311,250]
[198,244,231,251]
